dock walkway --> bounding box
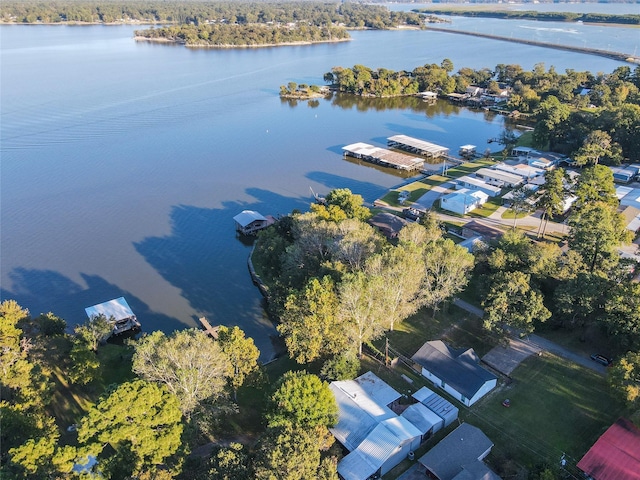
[198,317,219,339]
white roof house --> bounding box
[440,189,489,215]
[618,187,640,210]
[331,372,422,480]
[475,168,523,188]
[456,176,502,197]
[494,162,544,179]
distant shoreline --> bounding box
[423,25,640,65]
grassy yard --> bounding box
[365,300,628,477]
[467,353,627,474]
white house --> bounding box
[475,168,523,188]
[330,372,422,480]
[494,162,544,180]
[455,176,502,197]
[440,189,489,215]
[411,341,497,406]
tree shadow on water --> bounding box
[1,269,182,333]
[132,188,309,361]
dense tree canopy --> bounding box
[132,329,232,416]
[77,380,183,476]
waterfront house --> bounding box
[455,176,502,197]
[412,340,497,406]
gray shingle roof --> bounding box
[411,341,497,400]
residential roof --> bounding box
[418,423,495,480]
[577,418,640,480]
[233,210,267,227]
[329,380,391,451]
[494,162,544,179]
[368,212,409,239]
[85,297,134,321]
[387,134,449,157]
[411,341,497,400]
[354,371,402,406]
[456,176,502,194]
[461,220,504,241]
[451,460,502,480]
[475,168,523,186]
[401,402,443,434]
[412,386,459,421]
[618,187,640,210]
[338,423,402,480]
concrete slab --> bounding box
[482,337,542,376]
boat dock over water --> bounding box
[342,142,424,172]
[85,297,141,337]
[198,316,219,339]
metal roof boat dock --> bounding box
[342,142,424,172]
[85,297,141,336]
[387,135,449,159]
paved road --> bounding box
[453,298,607,375]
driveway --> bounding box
[453,298,607,375]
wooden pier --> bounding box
[198,317,219,339]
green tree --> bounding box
[482,271,551,336]
[279,276,346,364]
[217,325,260,401]
[253,426,335,480]
[75,313,113,352]
[338,271,387,357]
[320,351,360,381]
[604,282,640,349]
[573,130,621,166]
[132,329,232,416]
[553,272,608,328]
[324,188,370,221]
[568,202,630,273]
[532,95,571,149]
[68,337,101,385]
[209,442,250,480]
[266,371,338,430]
[507,185,535,229]
[8,433,76,478]
[537,167,566,238]
[574,165,618,209]
[421,239,474,314]
[77,380,183,475]
[609,351,640,406]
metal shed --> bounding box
[412,386,459,427]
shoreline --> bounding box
[134,36,351,48]
[423,25,640,65]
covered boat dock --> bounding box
[342,142,424,172]
[387,135,449,159]
[85,297,141,336]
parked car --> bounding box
[402,207,424,221]
[590,354,612,366]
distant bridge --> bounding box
[423,26,640,65]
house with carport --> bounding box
[330,372,422,480]
[440,189,489,215]
[411,340,497,406]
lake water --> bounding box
[0,19,633,359]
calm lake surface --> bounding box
[0,17,633,359]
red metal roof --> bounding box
[577,418,640,480]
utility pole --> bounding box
[385,337,389,366]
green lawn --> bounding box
[467,353,627,472]
[366,299,628,477]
